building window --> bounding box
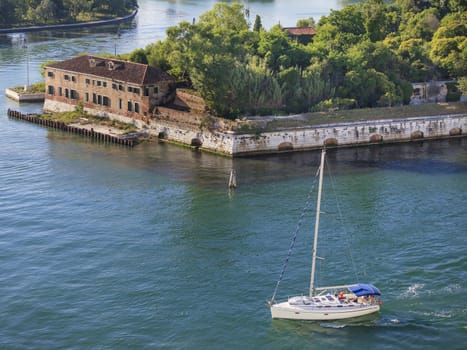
[97,95,102,105]
[85,92,89,102]
[154,86,159,94]
[112,83,117,90]
[85,79,90,85]
[93,93,97,104]
[144,87,149,96]
[71,76,76,82]
[119,98,122,109]
[103,82,107,88]
[47,85,55,95]
[65,88,69,98]
[128,86,140,94]
[134,102,140,113]
[64,74,69,81]
[127,101,133,112]
[97,81,102,87]
[103,96,110,107]
[59,87,62,96]
[47,71,54,78]
[119,84,123,91]
[70,90,77,99]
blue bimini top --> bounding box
[349,283,381,296]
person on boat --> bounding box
[338,291,345,300]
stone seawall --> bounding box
[230,114,466,156]
[5,88,44,102]
[42,99,466,156]
[148,113,466,156]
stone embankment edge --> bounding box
[5,88,44,102]
[148,113,466,157]
[0,8,138,34]
[6,107,466,156]
[7,109,138,147]
[228,114,466,156]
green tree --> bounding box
[187,3,251,116]
[363,0,389,42]
[429,12,467,77]
[228,56,283,116]
[253,14,262,32]
[296,17,315,28]
[129,48,148,64]
[257,25,293,71]
[0,0,19,27]
[339,69,401,107]
[278,66,303,113]
[301,64,335,111]
[397,38,434,81]
[399,8,440,41]
[457,76,467,96]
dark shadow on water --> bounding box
[243,139,467,178]
[44,128,467,188]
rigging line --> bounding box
[269,166,320,305]
[325,157,360,283]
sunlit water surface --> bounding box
[1,1,466,349]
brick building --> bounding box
[43,55,175,121]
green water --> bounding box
[0,122,465,348]
[1,1,466,348]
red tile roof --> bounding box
[46,55,174,85]
[284,27,317,36]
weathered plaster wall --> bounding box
[147,119,236,155]
[43,100,147,128]
[5,88,44,102]
[228,115,466,156]
[145,114,465,156]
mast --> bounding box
[309,148,325,297]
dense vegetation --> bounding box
[0,0,137,27]
[128,0,466,119]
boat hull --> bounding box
[270,302,380,321]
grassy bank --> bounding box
[264,102,467,131]
[10,82,45,94]
[40,110,137,134]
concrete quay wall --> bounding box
[146,114,465,156]
[43,99,466,156]
[147,119,236,155]
[5,88,44,102]
[229,115,466,156]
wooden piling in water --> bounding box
[7,108,136,147]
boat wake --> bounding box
[398,283,425,299]
[319,323,346,329]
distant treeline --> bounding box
[126,0,466,119]
[0,0,137,28]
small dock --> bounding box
[5,88,45,102]
[7,109,138,147]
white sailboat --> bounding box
[269,148,381,321]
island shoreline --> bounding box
[7,107,466,157]
[0,8,138,34]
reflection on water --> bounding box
[43,125,467,188]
